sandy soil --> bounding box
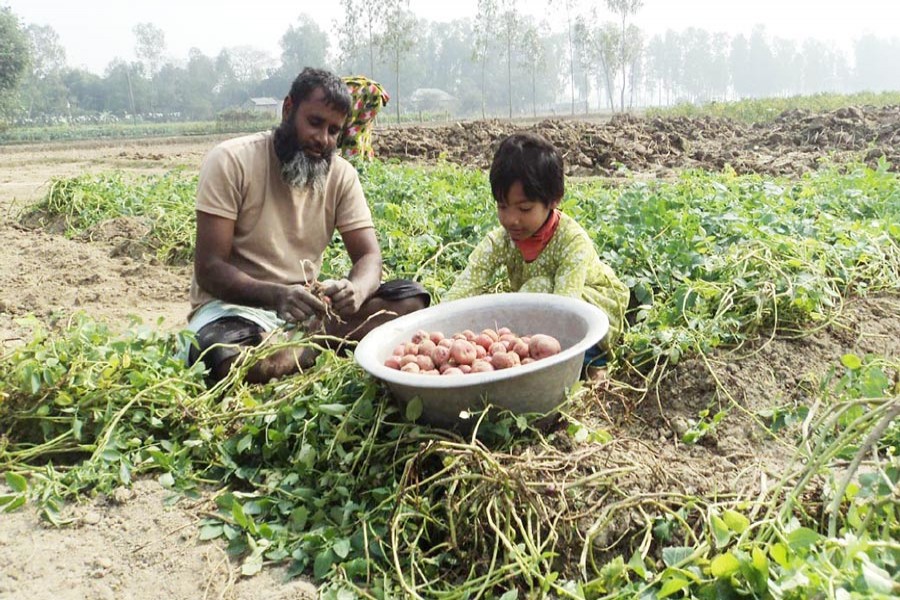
[0,119,898,598]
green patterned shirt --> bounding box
[444,212,629,345]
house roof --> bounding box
[248,97,280,106]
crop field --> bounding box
[0,104,898,599]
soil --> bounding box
[1,108,899,598]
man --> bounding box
[187,67,428,383]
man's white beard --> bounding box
[281,150,331,196]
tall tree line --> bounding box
[2,4,899,125]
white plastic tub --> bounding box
[354,293,609,427]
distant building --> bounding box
[244,97,281,117]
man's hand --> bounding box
[274,284,328,323]
[321,278,365,317]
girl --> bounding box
[444,132,629,378]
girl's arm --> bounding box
[443,233,505,302]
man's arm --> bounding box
[194,210,325,321]
[322,226,382,316]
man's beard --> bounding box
[272,119,333,195]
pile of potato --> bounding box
[384,327,561,375]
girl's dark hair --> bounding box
[489,132,564,206]
[287,67,352,115]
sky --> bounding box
[5,0,899,74]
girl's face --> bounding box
[497,180,559,241]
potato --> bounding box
[510,338,530,359]
[400,354,418,367]
[474,344,487,359]
[450,339,477,365]
[392,344,406,356]
[400,362,420,373]
[491,351,520,370]
[441,367,464,376]
[461,329,477,341]
[471,359,494,373]
[473,333,494,351]
[489,341,507,356]
[417,339,437,356]
[429,331,445,344]
[422,369,440,375]
[521,357,535,365]
[384,356,401,369]
[411,329,430,344]
[416,354,435,371]
[497,326,512,336]
[481,328,499,342]
[404,341,419,356]
[458,364,472,374]
[529,334,561,360]
[438,338,453,348]
[431,345,452,367]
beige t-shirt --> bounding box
[189,130,374,314]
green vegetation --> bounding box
[0,117,276,145]
[647,91,900,123]
[3,160,899,598]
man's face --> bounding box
[273,87,347,192]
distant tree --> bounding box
[133,23,166,76]
[473,0,498,118]
[280,14,329,76]
[21,24,68,117]
[747,25,776,97]
[605,0,643,111]
[547,0,580,115]
[337,0,385,74]
[519,19,550,116]
[0,7,30,116]
[497,0,522,118]
[853,34,900,92]
[729,34,752,99]
[577,14,619,110]
[771,37,798,96]
[377,0,416,121]
[183,48,217,118]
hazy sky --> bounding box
[5,0,898,74]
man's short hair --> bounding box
[288,67,352,115]
[489,132,565,207]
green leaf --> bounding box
[662,546,694,567]
[241,551,263,576]
[237,434,253,454]
[405,397,423,422]
[158,472,175,488]
[5,472,28,493]
[840,353,862,370]
[710,553,740,578]
[862,560,895,594]
[314,549,336,580]
[232,501,249,529]
[769,543,789,568]
[333,538,351,559]
[199,524,224,540]
[658,576,690,598]
[710,514,732,548]
[722,509,749,534]
[498,590,519,600]
[786,527,822,553]
[290,506,309,531]
[0,495,26,512]
[627,550,647,579]
[317,403,347,417]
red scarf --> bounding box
[513,209,561,262]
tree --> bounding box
[377,0,416,121]
[280,14,329,76]
[497,0,522,118]
[605,0,643,111]
[473,0,498,118]
[337,0,385,75]
[0,7,30,116]
[21,24,68,117]
[547,0,580,115]
[133,23,166,76]
[519,19,549,116]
